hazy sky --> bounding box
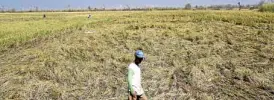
[0,0,261,10]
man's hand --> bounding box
[132,91,137,99]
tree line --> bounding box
[0,1,273,13]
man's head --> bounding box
[134,50,145,65]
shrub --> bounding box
[185,3,192,10]
[259,3,274,12]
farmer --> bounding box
[128,50,148,100]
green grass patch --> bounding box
[259,3,274,12]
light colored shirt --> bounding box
[128,63,144,95]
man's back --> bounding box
[128,63,143,95]
[128,50,147,100]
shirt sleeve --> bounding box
[128,68,134,94]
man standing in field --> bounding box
[128,50,148,100]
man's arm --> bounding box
[128,68,134,94]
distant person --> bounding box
[128,50,148,100]
[88,14,91,19]
[238,2,241,10]
[43,14,46,18]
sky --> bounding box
[0,0,261,10]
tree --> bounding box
[225,4,233,10]
[10,8,16,12]
[126,5,131,10]
[88,6,91,11]
[197,6,206,10]
[35,6,39,12]
[258,0,265,6]
[185,3,192,9]
[268,0,274,2]
[0,5,4,12]
[102,4,105,10]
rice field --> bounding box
[0,10,274,99]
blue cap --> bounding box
[135,50,145,58]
